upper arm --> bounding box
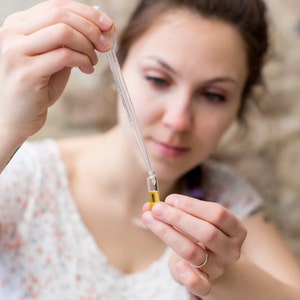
[242,208,300,286]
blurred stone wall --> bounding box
[1,1,300,259]
[215,0,300,259]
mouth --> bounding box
[151,139,189,158]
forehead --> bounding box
[128,9,248,82]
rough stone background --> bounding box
[1,1,300,260]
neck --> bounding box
[101,126,179,208]
[63,126,179,213]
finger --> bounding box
[33,47,95,76]
[142,211,210,269]
[148,201,242,278]
[12,46,94,97]
[171,258,211,298]
[165,194,246,239]
[169,254,211,296]
[47,67,72,106]
[4,47,93,109]
[150,202,230,255]
[5,1,113,31]
[4,2,114,52]
[23,24,98,65]
[27,48,93,106]
[142,201,151,213]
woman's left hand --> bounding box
[142,194,247,297]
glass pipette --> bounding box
[94,6,160,208]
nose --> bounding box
[162,98,193,133]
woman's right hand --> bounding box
[0,0,114,142]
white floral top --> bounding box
[0,140,263,299]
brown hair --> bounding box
[117,0,269,119]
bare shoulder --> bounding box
[245,206,273,223]
[243,206,282,240]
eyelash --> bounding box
[202,91,226,103]
[145,75,227,103]
[145,75,169,88]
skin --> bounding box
[1,1,300,299]
[58,9,248,283]
[0,0,114,170]
[120,9,247,182]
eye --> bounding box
[145,75,169,88]
[203,91,226,103]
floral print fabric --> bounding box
[0,140,262,299]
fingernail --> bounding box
[99,34,111,49]
[177,261,188,274]
[99,14,113,30]
[152,202,168,217]
[165,195,179,207]
[142,211,156,226]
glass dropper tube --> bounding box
[94,6,160,208]
[147,171,160,209]
[106,47,161,208]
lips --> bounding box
[151,139,189,158]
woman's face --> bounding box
[119,9,248,181]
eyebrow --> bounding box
[204,77,238,86]
[144,56,238,86]
[144,56,177,75]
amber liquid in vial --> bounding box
[149,191,160,209]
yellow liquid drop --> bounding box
[149,191,160,209]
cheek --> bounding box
[117,92,157,136]
[195,112,237,148]
[129,89,160,127]
[135,103,155,126]
[122,80,150,124]
[212,100,241,137]
[216,116,236,137]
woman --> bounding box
[0,0,300,299]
